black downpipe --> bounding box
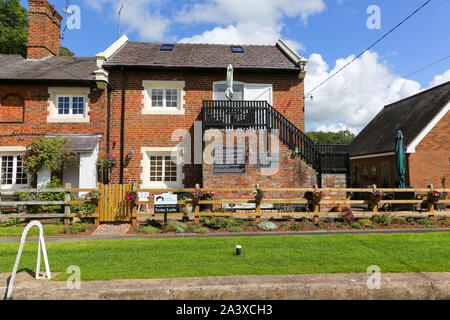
[106,85,112,184]
[119,69,126,184]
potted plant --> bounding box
[311,189,324,204]
[97,154,118,184]
[428,190,443,204]
[190,189,215,212]
[253,188,264,203]
[124,191,138,206]
[370,189,384,203]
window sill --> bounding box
[140,182,184,189]
[142,108,185,115]
[47,116,90,123]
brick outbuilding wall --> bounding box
[107,69,305,187]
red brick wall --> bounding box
[0,93,24,122]
[107,69,305,187]
[350,155,400,188]
[0,84,107,157]
[27,0,62,59]
[408,111,449,189]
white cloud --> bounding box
[316,123,358,135]
[177,0,325,48]
[83,0,170,41]
[305,51,422,133]
[429,69,450,87]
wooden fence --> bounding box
[1,183,449,225]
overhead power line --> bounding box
[304,0,433,99]
[403,54,450,78]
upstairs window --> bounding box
[0,154,28,187]
[160,44,174,51]
[57,96,85,116]
[231,46,244,53]
[150,88,179,108]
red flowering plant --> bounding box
[124,191,138,205]
[84,191,101,204]
[370,189,384,203]
[312,190,324,203]
[428,190,443,203]
[190,189,216,204]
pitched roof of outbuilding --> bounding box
[349,81,450,157]
[103,42,301,71]
[0,54,96,82]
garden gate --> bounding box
[97,183,134,222]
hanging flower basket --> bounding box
[124,191,138,206]
[428,190,443,204]
[311,190,324,204]
[253,188,264,203]
[370,189,384,203]
[190,189,215,211]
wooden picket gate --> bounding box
[97,183,135,223]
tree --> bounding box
[306,130,356,145]
[0,0,28,55]
[0,0,75,56]
[60,46,75,56]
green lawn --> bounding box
[0,232,449,281]
[0,224,65,237]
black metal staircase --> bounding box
[202,100,349,178]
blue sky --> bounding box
[20,0,450,133]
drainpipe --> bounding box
[105,84,112,184]
[119,68,126,184]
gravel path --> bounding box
[92,223,130,236]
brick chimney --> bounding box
[27,0,63,59]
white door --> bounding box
[244,84,273,105]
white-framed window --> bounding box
[47,87,90,123]
[142,81,185,115]
[213,81,273,105]
[0,154,29,188]
[56,95,86,116]
[150,88,179,108]
[140,147,184,188]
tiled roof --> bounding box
[349,81,450,157]
[0,55,96,82]
[103,42,301,71]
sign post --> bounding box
[154,193,178,224]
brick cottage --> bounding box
[349,81,450,189]
[0,0,348,197]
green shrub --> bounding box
[186,223,202,233]
[162,220,187,233]
[290,224,300,231]
[442,218,450,226]
[229,227,244,233]
[376,214,392,226]
[17,177,65,213]
[365,224,376,229]
[407,217,416,225]
[146,219,162,228]
[392,217,407,225]
[230,218,246,226]
[136,225,158,234]
[202,217,232,229]
[64,223,87,234]
[337,223,345,229]
[279,223,288,227]
[358,219,372,226]
[314,221,323,227]
[257,221,277,231]
[1,218,21,227]
[246,221,255,227]
[324,217,335,223]
[417,218,436,228]
[351,223,361,229]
